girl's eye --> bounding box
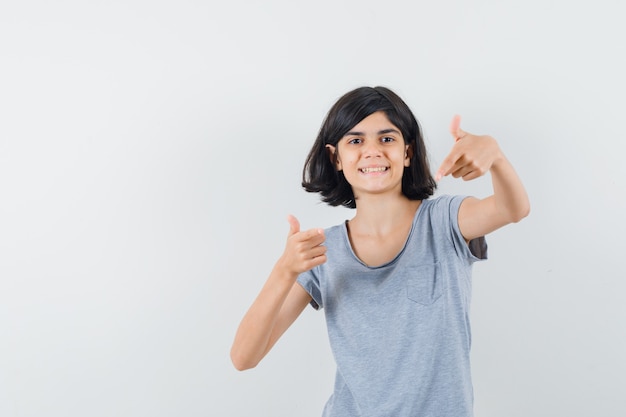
[348,138,362,144]
[381,136,394,143]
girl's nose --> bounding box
[363,140,382,157]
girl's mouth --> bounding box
[359,167,388,173]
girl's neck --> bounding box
[349,194,422,236]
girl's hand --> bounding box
[276,215,327,276]
[435,115,504,182]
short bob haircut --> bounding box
[302,86,436,209]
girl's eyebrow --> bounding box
[344,128,401,136]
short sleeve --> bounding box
[297,268,323,310]
[447,195,488,262]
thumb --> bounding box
[286,214,300,237]
[449,114,466,142]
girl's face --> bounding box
[326,111,411,199]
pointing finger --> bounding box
[435,149,460,182]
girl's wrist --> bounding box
[273,257,300,283]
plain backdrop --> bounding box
[1,0,625,416]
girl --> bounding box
[230,86,530,416]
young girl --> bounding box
[231,86,530,416]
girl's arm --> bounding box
[230,216,326,371]
[435,116,530,241]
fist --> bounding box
[279,215,327,275]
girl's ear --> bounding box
[325,144,342,171]
[404,144,413,167]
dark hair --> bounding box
[302,86,436,208]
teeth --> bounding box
[360,167,387,173]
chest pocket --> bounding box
[406,262,444,306]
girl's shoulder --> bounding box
[422,194,468,213]
[323,221,348,242]
[416,194,470,230]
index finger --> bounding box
[435,146,463,181]
[297,227,325,243]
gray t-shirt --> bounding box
[297,195,488,417]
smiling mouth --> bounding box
[359,167,388,173]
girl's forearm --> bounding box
[230,266,297,371]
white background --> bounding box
[1,0,625,416]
